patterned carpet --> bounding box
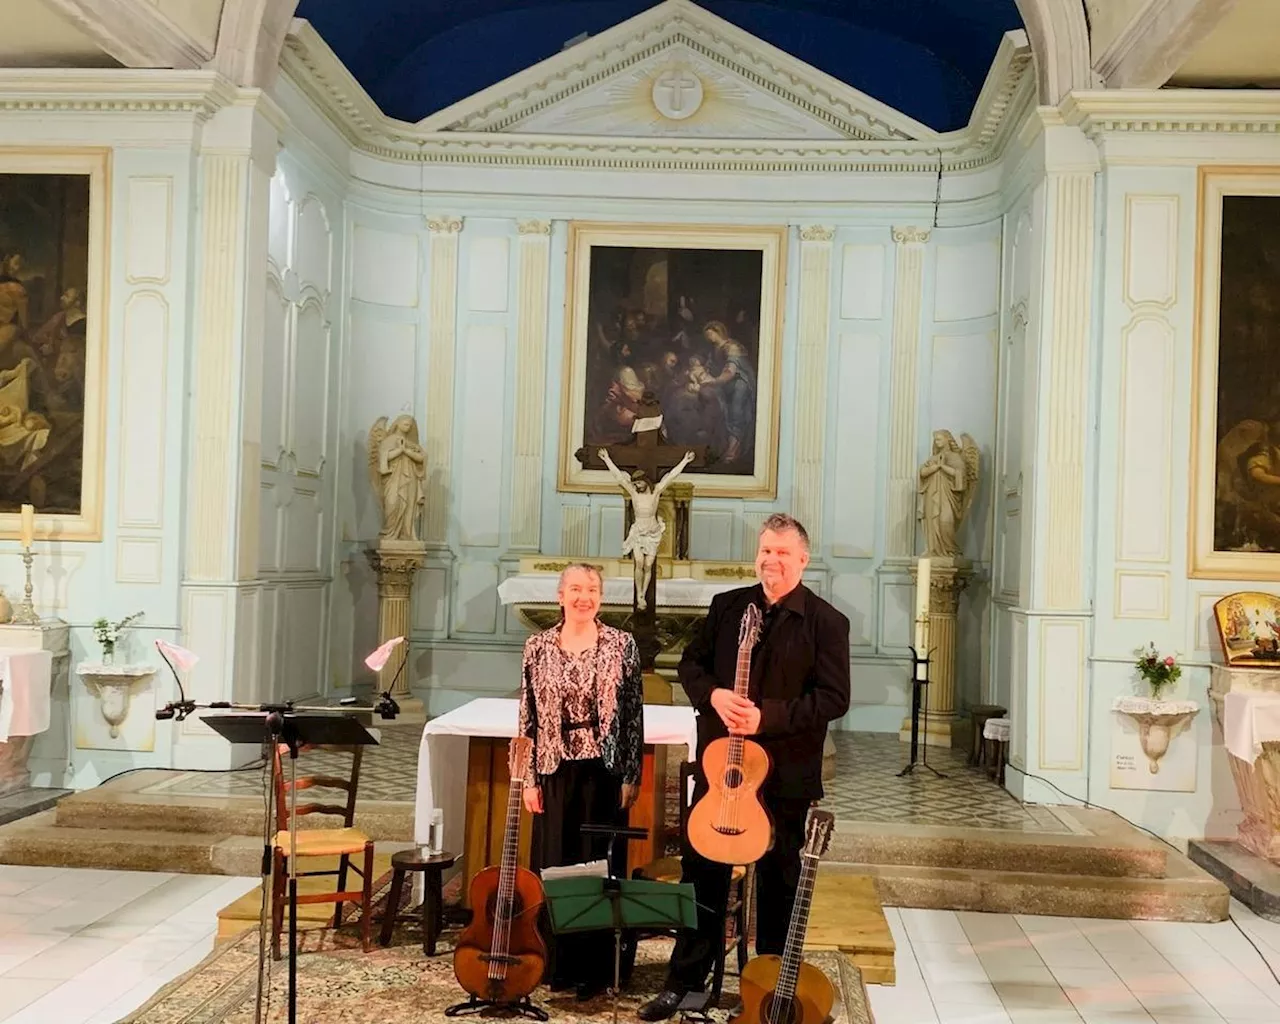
[121,889,872,1024]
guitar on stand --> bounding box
[731,810,837,1024]
[449,736,548,1021]
[687,603,773,865]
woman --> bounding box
[701,320,756,464]
[517,563,643,1000]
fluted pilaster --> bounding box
[510,220,552,549]
[887,226,930,558]
[792,225,835,546]
[424,215,462,547]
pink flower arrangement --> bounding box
[1134,642,1182,698]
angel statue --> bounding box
[368,415,426,542]
[918,429,980,558]
[598,447,695,611]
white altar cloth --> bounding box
[0,649,53,742]
[497,574,740,608]
[1224,690,1280,764]
[414,697,697,857]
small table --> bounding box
[968,705,1007,766]
[379,849,456,955]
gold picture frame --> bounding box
[0,148,109,542]
[557,221,786,498]
[1191,167,1280,579]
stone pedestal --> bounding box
[1210,666,1280,862]
[0,619,69,793]
[367,541,427,723]
[900,557,972,748]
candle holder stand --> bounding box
[11,547,38,625]
[899,620,946,779]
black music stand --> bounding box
[544,823,695,1024]
[204,712,380,1024]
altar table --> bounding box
[415,697,696,905]
[0,649,55,795]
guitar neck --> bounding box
[775,849,819,1001]
[495,773,524,922]
[726,646,752,760]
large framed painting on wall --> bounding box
[557,222,786,498]
[0,150,107,542]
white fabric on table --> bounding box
[1224,690,1280,764]
[496,574,741,609]
[0,649,54,743]
[414,697,697,856]
[983,717,1010,742]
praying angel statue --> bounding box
[918,429,981,558]
[598,447,695,611]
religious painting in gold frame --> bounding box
[557,222,786,498]
[0,149,108,542]
[1212,592,1280,667]
[1191,168,1280,580]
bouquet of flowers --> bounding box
[92,611,143,663]
[1134,642,1181,699]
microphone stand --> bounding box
[154,652,401,1024]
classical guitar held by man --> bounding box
[639,512,851,1022]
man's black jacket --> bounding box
[677,582,851,802]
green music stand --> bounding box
[543,875,696,1024]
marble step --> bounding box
[823,820,1168,879]
[822,854,1229,923]
[53,789,415,842]
[0,809,266,875]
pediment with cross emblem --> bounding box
[418,0,935,143]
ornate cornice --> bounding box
[0,69,238,119]
[1060,90,1280,138]
[277,14,1036,176]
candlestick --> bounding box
[11,548,38,625]
[914,557,931,654]
[19,503,34,549]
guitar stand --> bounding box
[442,995,549,1021]
[898,646,947,779]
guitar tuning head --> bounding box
[738,603,763,646]
[509,736,533,785]
[805,809,835,857]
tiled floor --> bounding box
[821,732,1080,834]
[0,865,257,1024]
[871,900,1280,1023]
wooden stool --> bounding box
[983,718,1010,786]
[379,849,456,955]
[968,705,1007,766]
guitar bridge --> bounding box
[712,826,745,836]
[479,954,521,965]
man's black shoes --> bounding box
[636,989,684,1021]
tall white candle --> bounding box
[19,503,34,549]
[914,557,931,654]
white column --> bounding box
[886,226,930,558]
[178,95,277,766]
[1009,119,1099,801]
[792,225,835,547]
[423,215,462,547]
[510,220,552,550]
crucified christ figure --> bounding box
[598,447,695,611]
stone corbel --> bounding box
[76,663,157,739]
[1112,696,1199,774]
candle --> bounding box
[914,557,931,655]
[19,504,34,549]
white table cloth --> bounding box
[0,649,53,743]
[414,697,697,857]
[1224,690,1280,764]
[497,574,741,608]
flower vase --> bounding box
[101,644,114,666]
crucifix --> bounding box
[575,392,709,670]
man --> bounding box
[638,513,851,1020]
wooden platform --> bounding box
[807,872,895,985]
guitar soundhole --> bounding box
[722,766,744,789]
[762,992,797,1024]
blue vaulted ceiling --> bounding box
[293,0,1024,133]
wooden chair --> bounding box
[631,760,752,1001]
[270,742,375,959]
